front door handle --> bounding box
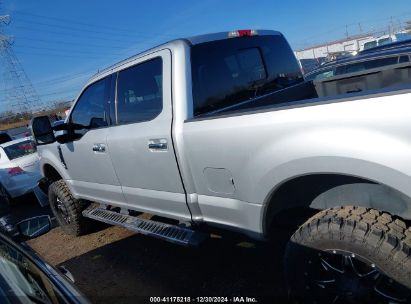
[148,139,168,151]
[148,143,167,150]
[92,143,106,153]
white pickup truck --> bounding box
[31,30,411,303]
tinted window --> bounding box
[306,68,335,80]
[116,58,163,124]
[3,140,36,160]
[399,55,409,63]
[300,58,324,74]
[364,41,377,50]
[70,77,109,129]
[378,37,392,46]
[365,56,398,69]
[336,56,399,74]
[191,35,303,116]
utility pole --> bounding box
[404,20,411,33]
[389,16,393,36]
[398,19,402,31]
[358,23,363,34]
[0,12,43,117]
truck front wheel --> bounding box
[284,206,411,303]
[48,180,91,236]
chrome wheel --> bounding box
[306,249,408,303]
[55,197,71,224]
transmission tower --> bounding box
[0,14,44,116]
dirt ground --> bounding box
[15,199,291,304]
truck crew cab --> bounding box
[32,30,411,303]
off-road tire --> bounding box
[285,206,411,303]
[48,179,91,236]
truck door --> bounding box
[106,49,191,221]
[59,75,125,205]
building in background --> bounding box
[295,26,411,73]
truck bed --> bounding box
[202,61,411,118]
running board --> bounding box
[82,207,208,246]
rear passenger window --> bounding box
[399,55,409,63]
[191,35,303,116]
[116,58,163,125]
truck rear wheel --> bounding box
[48,180,91,236]
[284,206,411,303]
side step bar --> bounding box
[82,207,208,246]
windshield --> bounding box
[191,35,303,116]
[3,140,37,161]
[0,238,66,303]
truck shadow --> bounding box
[58,227,292,304]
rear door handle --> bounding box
[92,143,106,153]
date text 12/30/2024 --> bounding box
[149,297,258,303]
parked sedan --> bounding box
[0,137,42,203]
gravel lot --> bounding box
[13,197,292,303]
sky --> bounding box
[0,0,411,113]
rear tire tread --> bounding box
[290,206,411,287]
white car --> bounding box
[0,137,42,203]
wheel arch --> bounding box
[43,163,63,182]
[262,173,411,237]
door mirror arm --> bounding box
[53,122,72,144]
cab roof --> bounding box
[90,29,281,82]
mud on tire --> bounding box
[49,179,91,236]
[284,206,411,303]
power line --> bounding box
[13,25,145,44]
[295,11,411,47]
[13,49,122,59]
[0,14,46,113]
[2,87,78,99]
[31,70,92,86]
[11,18,178,44]
[14,18,179,41]
[15,35,128,49]
[13,44,123,56]
[0,71,91,93]
[13,10,177,39]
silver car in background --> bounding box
[0,137,41,202]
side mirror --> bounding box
[52,120,65,129]
[31,116,56,145]
[16,215,51,239]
